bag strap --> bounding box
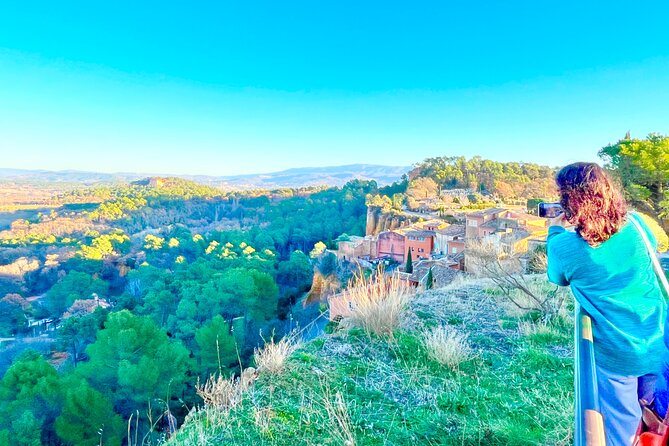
[628,213,669,298]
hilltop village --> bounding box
[329,204,549,319]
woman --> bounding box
[546,162,666,446]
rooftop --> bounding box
[435,224,465,237]
[468,207,508,217]
[409,258,464,285]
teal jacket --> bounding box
[547,212,666,376]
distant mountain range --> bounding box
[0,164,409,189]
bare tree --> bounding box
[466,238,567,321]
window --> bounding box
[467,219,478,227]
[348,301,355,311]
[451,247,457,254]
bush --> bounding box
[340,270,414,337]
[422,325,472,370]
[253,334,300,375]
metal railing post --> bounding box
[575,304,606,446]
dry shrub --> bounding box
[254,334,300,375]
[195,367,257,411]
[518,320,550,337]
[340,269,414,337]
[422,325,472,370]
[253,407,275,434]
[321,385,356,446]
[466,238,568,321]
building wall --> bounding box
[377,231,406,262]
[405,236,434,261]
[447,239,465,255]
[465,216,485,238]
[434,233,449,255]
[336,236,378,260]
[328,295,354,321]
[336,240,357,260]
[363,237,378,259]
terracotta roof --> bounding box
[500,228,532,243]
[435,224,465,236]
[403,230,435,237]
[450,251,465,263]
[417,219,449,229]
[378,230,406,238]
[480,220,502,229]
[408,258,463,286]
[468,207,507,217]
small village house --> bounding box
[376,231,406,263]
[335,234,378,261]
[434,224,466,256]
[464,208,508,238]
[405,257,462,287]
[401,229,435,262]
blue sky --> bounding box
[1,1,668,176]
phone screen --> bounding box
[539,203,563,218]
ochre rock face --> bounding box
[366,207,415,236]
[365,207,378,236]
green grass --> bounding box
[168,286,574,446]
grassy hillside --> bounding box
[167,278,574,446]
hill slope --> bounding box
[0,164,408,189]
[168,280,574,446]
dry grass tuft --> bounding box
[422,325,472,370]
[321,384,356,446]
[254,334,301,375]
[253,407,275,434]
[196,374,241,411]
[518,320,554,337]
[195,367,257,411]
[340,269,414,337]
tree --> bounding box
[309,241,327,259]
[365,194,393,213]
[195,315,239,376]
[425,267,434,290]
[638,212,669,252]
[55,381,124,446]
[407,177,439,200]
[141,285,179,327]
[144,234,165,250]
[56,308,107,367]
[0,294,29,337]
[79,311,190,416]
[494,180,515,201]
[46,271,108,317]
[317,252,338,276]
[405,250,413,274]
[599,133,669,220]
[277,251,313,291]
[10,411,41,446]
[0,351,63,444]
[466,239,568,321]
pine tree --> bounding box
[425,267,434,290]
[405,250,413,274]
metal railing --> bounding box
[575,305,606,446]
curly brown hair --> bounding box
[556,162,627,246]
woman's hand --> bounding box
[548,213,572,229]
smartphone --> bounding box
[538,202,563,218]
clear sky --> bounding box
[1,1,668,176]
